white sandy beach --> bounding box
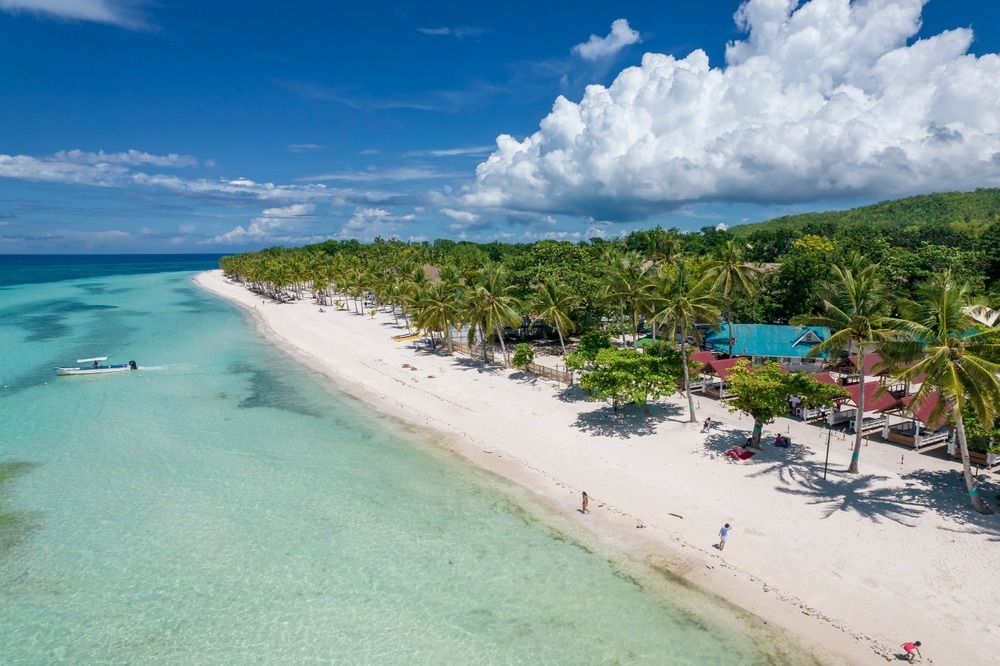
[196,269,998,665]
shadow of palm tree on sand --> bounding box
[716,441,1000,532]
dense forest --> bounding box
[222,188,1000,329]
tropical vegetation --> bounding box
[790,264,892,473]
[217,188,1000,513]
[725,361,849,448]
[880,273,1000,514]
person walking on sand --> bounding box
[581,492,590,514]
[901,641,922,663]
[718,523,730,551]
[701,417,712,433]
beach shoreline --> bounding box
[196,269,999,665]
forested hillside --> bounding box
[732,188,1000,237]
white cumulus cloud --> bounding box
[209,203,316,244]
[571,18,641,61]
[332,207,416,242]
[439,208,479,223]
[464,0,1000,221]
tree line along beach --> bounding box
[199,215,1000,665]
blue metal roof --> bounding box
[703,324,831,359]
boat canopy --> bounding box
[76,356,108,363]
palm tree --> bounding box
[790,264,892,473]
[651,259,721,423]
[789,265,890,474]
[532,280,576,358]
[635,226,683,264]
[264,260,292,300]
[705,240,757,357]
[603,249,655,347]
[475,264,523,366]
[412,281,460,351]
[881,272,1000,514]
[461,290,492,362]
[287,257,310,300]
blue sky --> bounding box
[2,0,1000,253]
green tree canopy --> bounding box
[726,361,848,448]
[578,347,680,417]
[566,332,614,372]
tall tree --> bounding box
[578,347,680,417]
[475,264,523,366]
[460,274,493,362]
[727,361,848,447]
[602,249,656,347]
[651,259,721,423]
[566,331,614,374]
[705,240,757,356]
[790,264,892,473]
[412,281,460,351]
[881,272,1000,514]
[532,280,577,358]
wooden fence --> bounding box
[449,342,573,385]
[526,362,574,386]
[450,341,496,364]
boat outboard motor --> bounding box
[128,360,137,370]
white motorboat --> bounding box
[54,356,138,376]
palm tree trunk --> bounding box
[680,335,697,423]
[619,302,626,344]
[727,308,734,357]
[497,330,509,366]
[555,321,567,358]
[849,347,865,474]
[954,412,995,514]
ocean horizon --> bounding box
[0,255,825,664]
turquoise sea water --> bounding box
[0,256,826,665]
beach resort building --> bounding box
[702,324,831,371]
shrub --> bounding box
[511,343,535,369]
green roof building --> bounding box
[703,324,831,369]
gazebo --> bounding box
[834,352,922,392]
[882,391,952,450]
[832,352,883,385]
[681,350,718,391]
[699,357,744,399]
[830,380,900,433]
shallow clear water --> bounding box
[0,258,824,664]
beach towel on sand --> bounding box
[724,448,756,461]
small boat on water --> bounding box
[54,357,138,376]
